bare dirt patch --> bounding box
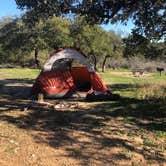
[0,78,165,166]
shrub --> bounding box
[106,55,166,73]
[106,57,129,69]
[128,55,146,69]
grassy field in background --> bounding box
[0,68,40,79]
[0,68,165,165]
[100,69,166,98]
[1,67,166,83]
[100,69,166,84]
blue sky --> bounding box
[101,19,135,37]
[0,0,23,17]
[0,0,134,37]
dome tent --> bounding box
[32,47,118,100]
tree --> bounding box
[0,15,123,68]
[43,17,73,50]
[0,18,23,64]
[123,31,151,57]
[0,16,73,67]
[148,42,166,59]
[102,55,111,72]
[123,31,166,59]
[0,18,47,68]
[15,0,166,40]
[70,16,115,70]
[70,16,124,71]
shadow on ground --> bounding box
[0,79,165,165]
[0,78,34,99]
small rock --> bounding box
[14,147,20,153]
[9,139,15,144]
[31,154,35,158]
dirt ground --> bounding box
[0,78,165,166]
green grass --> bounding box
[0,67,165,84]
[99,71,166,85]
[0,68,165,99]
[0,68,40,79]
[99,70,166,99]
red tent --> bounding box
[32,47,109,99]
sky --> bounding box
[0,0,135,37]
[101,20,135,38]
[0,0,23,18]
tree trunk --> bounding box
[102,55,111,72]
[22,54,25,68]
[53,45,58,50]
[90,53,98,71]
[34,48,40,68]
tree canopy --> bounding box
[123,31,166,58]
[15,0,166,40]
[0,16,73,67]
[70,16,123,69]
[0,16,123,68]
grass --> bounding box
[99,69,166,100]
[143,138,156,147]
[0,68,40,79]
[99,69,166,85]
[0,68,165,165]
[136,82,166,101]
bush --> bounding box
[106,55,166,73]
[128,55,146,69]
[106,57,129,69]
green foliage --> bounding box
[0,19,24,64]
[15,0,166,40]
[0,16,73,66]
[108,31,123,58]
[123,32,166,58]
[123,31,150,57]
[74,22,113,56]
[43,17,73,49]
[71,16,123,68]
[0,13,165,70]
[0,16,123,68]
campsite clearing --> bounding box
[0,68,165,166]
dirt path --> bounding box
[0,79,165,166]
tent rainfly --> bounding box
[32,47,119,101]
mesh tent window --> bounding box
[51,58,72,71]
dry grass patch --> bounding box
[111,71,153,78]
[136,81,166,101]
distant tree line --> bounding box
[0,0,165,71]
[123,31,166,59]
[0,16,165,71]
[0,16,123,70]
